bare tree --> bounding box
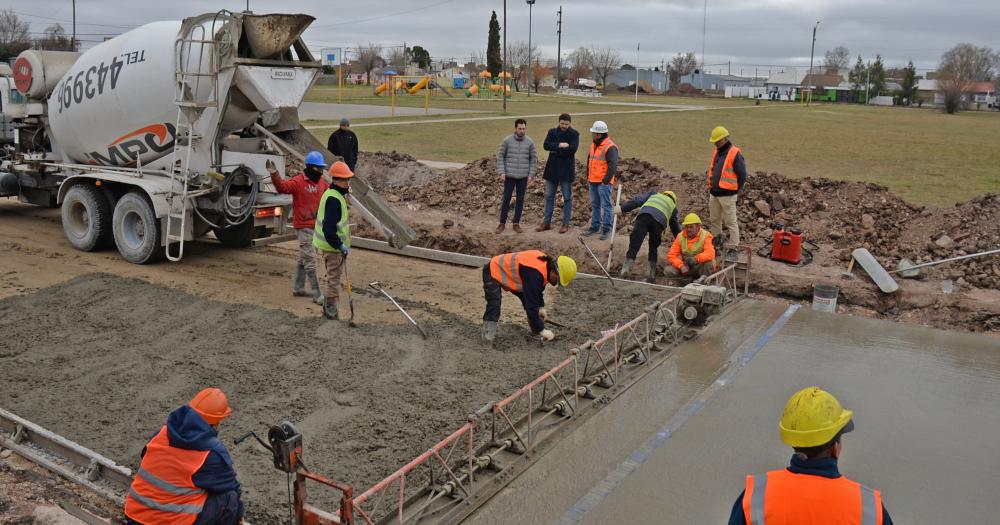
[34,23,74,51]
[590,46,622,89]
[531,58,552,93]
[0,9,31,60]
[938,43,996,113]
[506,41,537,91]
[823,46,850,71]
[355,43,383,85]
[667,52,697,88]
[567,47,593,81]
[386,45,412,69]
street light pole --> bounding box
[527,0,535,96]
[556,6,563,89]
[503,0,507,113]
[700,0,707,90]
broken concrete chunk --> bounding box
[861,213,875,230]
[934,235,954,249]
[753,199,771,217]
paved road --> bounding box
[298,102,475,121]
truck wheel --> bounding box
[113,192,163,264]
[61,184,113,252]
[213,218,254,248]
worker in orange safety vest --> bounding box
[482,250,577,342]
[665,213,716,279]
[706,125,747,249]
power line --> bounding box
[12,9,139,30]
[310,0,459,29]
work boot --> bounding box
[619,258,634,277]
[513,224,523,233]
[559,224,569,234]
[599,229,610,241]
[647,261,657,283]
[582,228,598,237]
[323,299,339,320]
[306,270,325,305]
[482,321,499,342]
[292,264,308,297]
[496,224,505,234]
[536,223,551,232]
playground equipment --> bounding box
[374,73,453,116]
[465,70,512,98]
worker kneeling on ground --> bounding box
[482,250,577,342]
[314,162,353,320]
[614,190,681,283]
[728,386,893,525]
[125,388,244,525]
[666,213,716,279]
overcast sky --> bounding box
[11,0,999,73]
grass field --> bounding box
[304,87,1000,205]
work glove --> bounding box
[538,308,547,321]
[613,205,622,216]
[685,257,697,269]
[265,159,278,174]
[539,329,555,341]
[339,245,349,257]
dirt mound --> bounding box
[357,151,444,189]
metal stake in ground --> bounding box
[578,236,615,286]
[606,182,623,269]
[369,281,428,338]
[343,258,357,327]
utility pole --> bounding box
[72,0,76,51]
[865,61,871,105]
[700,0,707,90]
[527,0,535,96]
[635,43,640,102]
[556,6,562,88]
[503,0,507,113]
[806,21,819,107]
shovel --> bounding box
[606,182,624,269]
[578,236,615,286]
[370,281,428,338]
[891,247,1000,278]
[343,258,357,327]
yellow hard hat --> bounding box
[779,387,854,448]
[682,213,702,226]
[662,190,678,204]
[709,126,730,143]
[556,255,577,286]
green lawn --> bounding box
[304,87,1000,205]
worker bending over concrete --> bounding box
[666,213,717,279]
[125,388,244,525]
[706,126,747,249]
[583,121,618,240]
[728,387,893,525]
[266,152,329,305]
[314,162,354,320]
[614,190,681,282]
[482,250,577,342]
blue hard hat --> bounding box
[304,151,327,167]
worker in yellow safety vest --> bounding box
[482,250,577,342]
[706,126,747,249]
[314,161,354,320]
[666,213,716,279]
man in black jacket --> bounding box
[537,113,579,234]
[327,118,359,171]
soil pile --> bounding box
[356,150,444,190]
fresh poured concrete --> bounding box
[466,301,1000,524]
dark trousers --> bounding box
[128,490,244,525]
[483,265,502,322]
[626,213,665,262]
[499,177,528,224]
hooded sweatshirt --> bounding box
[270,168,330,230]
[140,405,241,494]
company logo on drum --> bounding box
[85,123,176,166]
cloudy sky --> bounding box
[11,0,998,73]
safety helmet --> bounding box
[304,150,327,167]
[779,387,854,448]
[589,120,609,133]
[682,213,702,226]
[328,161,354,179]
[661,190,678,204]
[709,126,730,143]
[556,255,577,286]
[189,388,233,425]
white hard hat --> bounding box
[590,120,609,133]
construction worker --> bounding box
[728,387,893,525]
[707,126,747,249]
[327,118,359,171]
[266,152,329,305]
[583,120,618,240]
[613,190,681,282]
[496,118,538,233]
[314,161,353,320]
[125,388,244,525]
[482,250,577,342]
[666,213,717,279]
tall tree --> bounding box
[0,9,31,60]
[823,46,851,71]
[387,45,411,68]
[34,23,74,51]
[355,43,383,85]
[531,58,552,93]
[566,47,593,81]
[590,46,622,88]
[869,55,886,97]
[900,61,918,106]
[486,11,501,77]
[411,45,431,70]
[668,52,697,87]
[848,55,867,96]
[938,43,996,113]
[507,41,538,91]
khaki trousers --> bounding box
[296,228,318,272]
[708,194,740,246]
[323,251,345,300]
[664,261,716,278]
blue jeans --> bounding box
[589,183,613,232]
[543,179,573,225]
[499,177,528,224]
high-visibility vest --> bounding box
[742,469,883,525]
[313,188,350,252]
[489,250,551,293]
[588,138,618,185]
[640,192,676,219]
[707,145,742,191]
[124,427,209,525]
[679,228,710,256]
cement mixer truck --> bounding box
[0,10,413,263]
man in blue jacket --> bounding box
[125,388,244,525]
[536,113,579,234]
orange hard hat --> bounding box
[189,388,232,425]
[328,161,354,179]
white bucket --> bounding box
[812,284,839,313]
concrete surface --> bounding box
[467,301,1000,524]
[417,159,467,170]
[298,102,475,121]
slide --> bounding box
[407,77,429,94]
[375,81,389,95]
[465,84,479,97]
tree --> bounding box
[355,43,383,85]
[411,45,431,70]
[531,58,552,93]
[566,47,593,81]
[590,46,622,88]
[387,46,411,68]
[938,43,996,113]
[34,23,74,51]
[668,52,697,87]
[900,61,918,106]
[464,50,484,77]
[823,46,850,71]
[869,55,886,97]
[486,11,501,77]
[849,55,867,97]
[621,64,635,71]
[507,41,537,91]
[0,9,31,59]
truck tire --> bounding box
[112,191,163,264]
[213,218,254,248]
[61,184,113,252]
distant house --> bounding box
[679,72,751,91]
[918,79,996,106]
[601,69,669,93]
[764,70,806,100]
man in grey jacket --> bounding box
[496,118,537,233]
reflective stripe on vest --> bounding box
[743,469,883,525]
[680,228,709,256]
[588,138,617,185]
[124,427,209,525]
[489,250,550,293]
[313,189,351,252]
[707,145,742,191]
[640,193,676,219]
